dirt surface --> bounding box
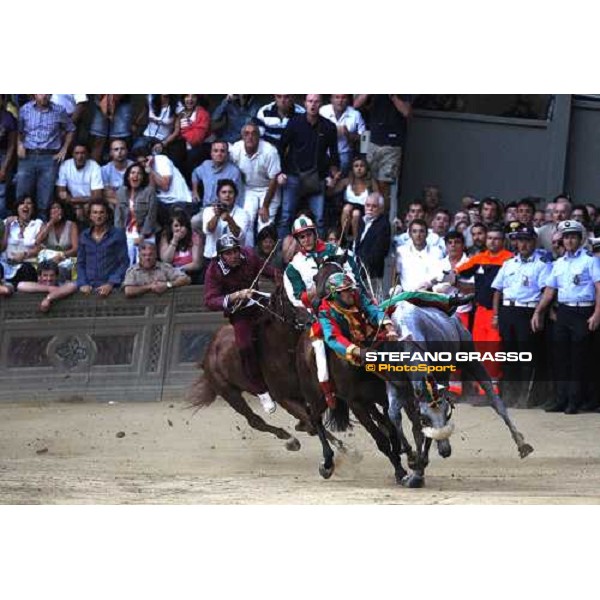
[0,396,599,504]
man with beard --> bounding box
[77,199,129,297]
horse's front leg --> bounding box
[465,363,534,458]
[315,416,336,479]
[385,382,417,469]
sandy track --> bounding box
[0,397,599,504]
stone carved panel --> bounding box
[147,326,163,372]
[46,335,97,372]
[6,336,54,368]
[91,335,136,366]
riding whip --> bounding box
[231,240,280,314]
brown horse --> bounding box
[188,284,358,457]
[296,258,421,485]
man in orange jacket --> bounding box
[451,224,512,382]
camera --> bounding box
[214,201,228,213]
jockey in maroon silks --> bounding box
[204,233,281,414]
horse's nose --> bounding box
[437,439,452,458]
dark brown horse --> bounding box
[297,258,421,485]
[188,284,358,457]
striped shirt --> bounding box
[18,100,75,150]
[254,101,305,149]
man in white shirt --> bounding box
[101,139,133,206]
[319,94,365,175]
[229,123,281,246]
[394,200,444,257]
[396,218,445,291]
[134,145,193,229]
[202,179,251,259]
[56,143,103,220]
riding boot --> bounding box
[319,381,337,409]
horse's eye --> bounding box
[420,415,432,427]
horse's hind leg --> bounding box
[219,387,301,451]
[385,382,418,469]
[367,402,405,471]
[315,418,336,478]
[462,361,534,458]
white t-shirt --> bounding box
[319,104,366,155]
[229,139,281,191]
[142,95,177,141]
[101,160,134,190]
[50,94,88,116]
[1,218,44,279]
[441,254,473,313]
[152,154,192,204]
[57,159,104,197]
[202,205,251,258]
[396,241,445,292]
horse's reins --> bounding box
[231,240,280,314]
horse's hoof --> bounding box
[401,473,425,488]
[519,443,534,459]
[319,462,335,479]
[285,437,301,452]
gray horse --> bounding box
[378,300,534,487]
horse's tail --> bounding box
[324,397,351,432]
[186,365,218,410]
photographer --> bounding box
[201,179,251,260]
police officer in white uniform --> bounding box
[531,220,600,414]
[492,224,551,407]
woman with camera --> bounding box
[201,179,251,262]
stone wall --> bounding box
[0,287,226,402]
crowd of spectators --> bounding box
[1,93,599,414]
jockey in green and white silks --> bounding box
[284,216,363,408]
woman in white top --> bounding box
[114,164,158,265]
[133,95,181,156]
[331,156,379,243]
[0,196,44,284]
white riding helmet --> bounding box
[292,216,317,237]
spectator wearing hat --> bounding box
[123,239,190,298]
[491,224,551,407]
[532,219,600,414]
[452,224,513,384]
